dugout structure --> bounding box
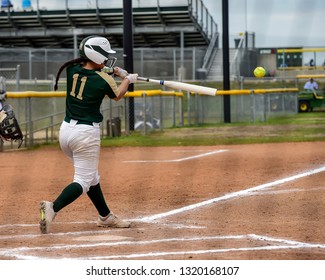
[277,48,325,74]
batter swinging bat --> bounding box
[137,77,217,96]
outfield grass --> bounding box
[101,111,325,147]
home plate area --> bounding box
[0,142,324,259]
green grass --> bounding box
[265,111,325,125]
[101,112,325,147]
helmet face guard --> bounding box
[104,56,117,69]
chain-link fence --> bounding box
[186,89,298,125]
[1,90,184,151]
[0,65,20,91]
[1,88,298,151]
[0,47,206,82]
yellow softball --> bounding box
[254,66,266,78]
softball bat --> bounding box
[137,77,217,96]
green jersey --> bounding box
[65,64,119,123]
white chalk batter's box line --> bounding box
[123,149,227,163]
[0,184,323,234]
[1,164,324,259]
[0,233,324,260]
[136,165,325,222]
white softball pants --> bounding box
[59,119,101,193]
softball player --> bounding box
[39,35,138,234]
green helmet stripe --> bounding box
[89,45,110,58]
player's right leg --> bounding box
[97,212,131,228]
[87,183,132,228]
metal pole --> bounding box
[172,95,176,127]
[222,0,231,123]
[245,0,247,32]
[16,64,20,91]
[44,49,48,79]
[73,32,78,59]
[159,94,163,131]
[123,0,135,131]
[140,49,144,76]
[179,95,184,126]
[187,92,191,126]
[180,31,184,67]
[29,50,32,80]
[192,47,195,80]
[173,49,177,81]
[143,93,147,135]
[179,31,184,81]
[282,49,286,77]
[28,97,33,146]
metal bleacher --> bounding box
[0,0,217,49]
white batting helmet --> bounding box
[79,35,116,65]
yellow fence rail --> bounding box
[193,88,299,96]
[296,74,325,79]
[5,90,183,98]
[6,88,299,98]
[277,48,325,53]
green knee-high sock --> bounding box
[87,183,110,217]
[53,182,83,213]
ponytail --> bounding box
[54,57,88,91]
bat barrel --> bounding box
[136,76,216,96]
[137,77,149,82]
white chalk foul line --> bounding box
[123,149,227,163]
[137,165,325,222]
[0,235,247,254]
[1,186,322,231]
[82,243,325,260]
[0,229,121,240]
[248,234,322,247]
[75,234,325,260]
[242,186,325,196]
[2,234,324,260]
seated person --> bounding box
[304,78,318,91]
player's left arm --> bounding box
[96,69,138,101]
[113,74,138,101]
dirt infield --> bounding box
[0,142,324,260]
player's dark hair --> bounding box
[54,57,88,91]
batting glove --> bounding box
[114,67,128,79]
[126,74,138,84]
